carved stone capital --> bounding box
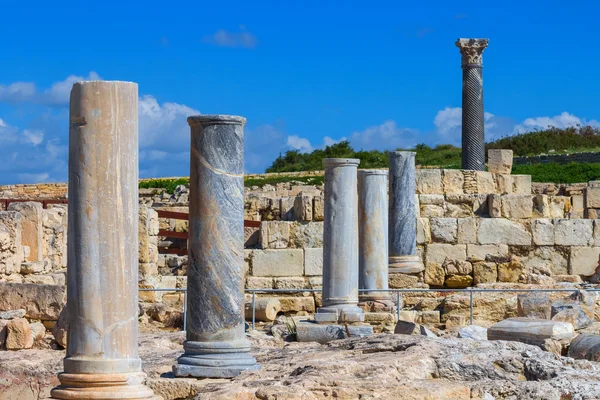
[456,38,489,66]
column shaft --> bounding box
[52,81,155,399]
[358,170,389,302]
[173,115,258,378]
[315,158,363,323]
[388,152,423,274]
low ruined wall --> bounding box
[0,183,67,200]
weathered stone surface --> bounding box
[290,221,323,248]
[0,319,8,348]
[419,310,440,324]
[554,219,593,246]
[488,194,501,218]
[304,247,323,276]
[586,186,600,208]
[442,169,464,194]
[296,321,373,344]
[497,257,524,283]
[466,244,509,261]
[477,219,531,245]
[52,306,67,349]
[458,325,488,340]
[420,204,444,217]
[244,298,281,322]
[8,202,43,263]
[0,309,26,319]
[5,318,33,350]
[415,169,443,194]
[252,249,304,277]
[517,294,552,319]
[424,262,445,287]
[488,149,513,174]
[445,315,466,329]
[520,246,568,276]
[313,196,324,221]
[0,211,24,275]
[487,317,574,346]
[472,261,497,284]
[532,218,554,246]
[552,307,592,330]
[0,283,65,321]
[512,174,532,195]
[294,195,313,222]
[277,296,315,313]
[259,221,291,249]
[570,246,600,276]
[29,322,46,341]
[425,244,466,264]
[419,194,444,205]
[445,275,473,288]
[42,206,67,270]
[416,218,431,245]
[388,273,420,289]
[568,334,600,361]
[457,218,477,244]
[495,174,513,195]
[430,218,457,243]
[501,195,533,219]
[246,277,274,289]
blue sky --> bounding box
[1,0,599,184]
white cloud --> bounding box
[286,135,313,153]
[22,129,44,146]
[513,112,585,133]
[434,107,462,135]
[202,27,257,49]
[350,120,418,150]
[0,72,100,105]
[323,136,345,146]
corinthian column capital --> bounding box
[456,38,489,66]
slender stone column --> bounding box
[388,152,423,274]
[51,81,156,399]
[315,158,364,323]
[357,170,390,303]
[173,115,259,378]
[456,38,489,171]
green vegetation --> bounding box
[139,178,189,193]
[486,125,600,156]
[245,175,324,188]
[513,162,600,184]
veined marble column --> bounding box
[173,115,259,378]
[315,158,364,323]
[358,170,391,306]
[456,38,489,171]
[388,152,423,274]
[51,81,156,399]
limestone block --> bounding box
[517,294,552,319]
[0,309,25,319]
[550,196,570,218]
[466,244,509,262]
[424,262,445,287]
[0,283,65,321]
[20,261,45,275]
[589,209,600,219]
[251,249,304,277]
[419,194,444,205]
[512,175,532,195]
[445,315,466,329]
[425,244,467,264]
[139,262,158,279]
[415,170,443,194]
[313,196,324,221]
[23,274,55,284]
[572,195,584,212]
[475,171,496,194]
[457,218,477,244]
[7,202,42,263]
[593,220,600,246]
[274,277,309,290]
[304,247,323,276]
[473,261,497,284]
[290,222,323,248]
[444,203,473,218]
[259,221,291,249]
[29,321,45,341]
[388,273,420,289]
[501,195,533,219]
[5,318,33,350]
[477,219,532,246]
[487,317,574,346]
[244,298,281,322]
[399,310,418,322]
[445,275,473,288]
[488,194,501,218]
[296,321,373,344]
[416,218,431,245]
[497,257,524,283]
[419,310,441,324]
[442,169,464,195]
[41,206,67,270]
[420,205,444,217]
[294,195,313,222]
[551,306,592,330]
[495,174,513,195]
[586,187,600,208]
[570,246,600,276]
[520,246,568,276]
[278,296,315,313]
[533,194,551,218]
[532,219,554,246]
[458,325,488,340]
[571,290,596,320]
[430,218,457,243]
[554,219,593,246]
[488,149,513,174]
[568,334,600,361]
[280,197,296,221]
[0,211,24,275]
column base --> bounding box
[389,255,424,274]
[173,340,260,378]
[51,372,158,400]
[314,304,364,323]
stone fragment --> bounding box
[570,246,600,276]
[0,309,26,320]
[244,298,282,322]
[0,211,24,275]
[512,175,532,195]
[458,325,488,340]
[5,318,33,350]
[487,149,513,174]
[420,205,444,217]
[0,319,8,347]
[554,219,593,246]
[445,315,466,329]
[420,310,440,324]
[7,202,43,263]
[388,273,420,289]
[533,194,551,217]
[497,256,524,283]
[472,261,497,284]
[532,219,554,246]
[294,195,313,222]
[296,321,373,344]
[416,218,431,245]
[394,320,436,337]
[568,334,600,361]
[313,196,324,221]
[430,218,458,243]
[0,283,65,321]
[52,306,68,348]
[424,262,445,287]
[488,194,501,218]
[29,322,46,341]
[399,310,418,322]
[517,294,551,319]
[477,219,531,245]
[551,308,592,330]
[570,290,596,320]
[252,249,304,277]
[487,317,574,346]
[259,221,291,249]
[495,174,513,195]
[445,275,473,288]
[501,195,533,219]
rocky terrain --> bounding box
[2,330,600,400]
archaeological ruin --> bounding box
[2,37,600,399]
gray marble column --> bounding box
[173,115,259,378]
[358,170,391,304]
[388,152,423,274]
[51,81,156,399]
[456,38,489,171]
[315,158,364,323]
